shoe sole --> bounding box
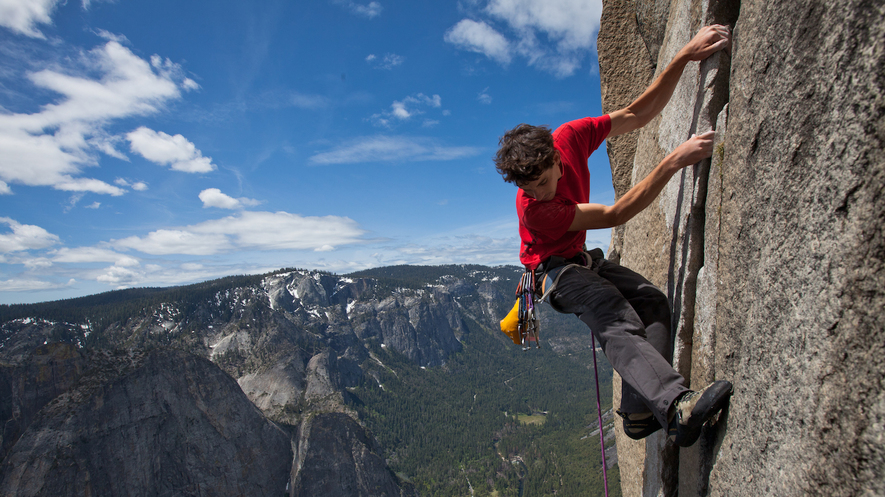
[678,380,734,447]
[624,419,663,440]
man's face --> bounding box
[518,154,562,202]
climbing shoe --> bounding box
[617,410,663,440]
[667,380,733,447]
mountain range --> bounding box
[0,265,617,496]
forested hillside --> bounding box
[351,315,618,496]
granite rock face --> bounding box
[0,347,292,497]
[0,343,86,464]
[291,412,409,497]
[598,0,884,495]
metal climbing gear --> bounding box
[499,271,540,350]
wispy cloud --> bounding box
[115,178,149,191]
[0,278,74,292]
[371,93,442,127]
[444,0,602,77]
[0,40,199,194]
[289,92,331,109]
[366,53,405,70]
[51,246,140,266]
[113,211,367,255]
[308,136,482,165]
[478,87,492,104]
[333,0,382,18]
[93,29,129,44]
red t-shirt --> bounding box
[517,115,611,269]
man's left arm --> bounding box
[608,24,730,138]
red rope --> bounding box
[591,334,609,497]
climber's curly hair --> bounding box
[494,124,557,185]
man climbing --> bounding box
[495,25,733,447]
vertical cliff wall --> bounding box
[598,0,884,495]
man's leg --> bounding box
[549,265,687,429]
[592,256,676,413]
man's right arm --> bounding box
[568,131,716,231]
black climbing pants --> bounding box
[547,251,689,429]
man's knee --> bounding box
[632,284,671,325]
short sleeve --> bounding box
[555,116,610,160]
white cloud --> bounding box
[114,178,149,191]
[93,29,129,44]
[198,211,365,252]
[112,211,367,255]
[333,0,382,18]
[309,136,482,165]
[114,229,231,256]
[127,127,216,173]
[0,41,196,194]
[0,0,61,38]
[26,44,183,128]
[95,264,144,286]
[23,257,52,269]
[0,218,60,253]
[0,278,72,292]
[371,93,443,127]
[63,193,83,213]
[0,181,11,194]
[0,128,126,195]
[444,19,512,65]
[199,188,240,209]
[51,246,140,266]
[478,87,492,104]
[445,0,602,77]
[199,188,261,210]
[289,92,330,109]
[367,53,404,70]
[87,260,251,290]
[486,0,600,51]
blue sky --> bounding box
[0,0,614,304]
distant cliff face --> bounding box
[1,345,292,496]
[598,0,884,496]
